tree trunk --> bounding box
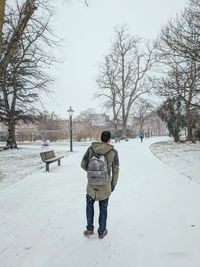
[121,53,128,138]
[112,99,117,130]
[0,0,6,56]
[122,116,128,137]
[6,122,17,149]
[173,128,180,142]
[186,104,193,141]
[122,107,126,137]
[122,125,127,137]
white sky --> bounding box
[42,0,187,119]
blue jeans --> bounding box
[86,194,109,235]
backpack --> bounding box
[87,148,110,185]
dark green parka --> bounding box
[81,142,119,201]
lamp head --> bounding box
[67,106,74,117]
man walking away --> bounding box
[139,129,144,143]
[81,131,119,239]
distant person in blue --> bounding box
[139,130,144,143]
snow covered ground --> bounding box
[0,141,90,191]
[0,137,200,267]
[150,140,200,184]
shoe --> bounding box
[98,229,108,239]
[83,229,94,236]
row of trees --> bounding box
[1,0,200,146]
[96,0,200,142]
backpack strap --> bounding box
[90,147,113,157]
[90,147,100,159]
[106,149,114,175]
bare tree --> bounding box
[37,111,61,131]
[157,3,200,141]
[0,0,37,79]
[0,1,58,148]
[156,58,200,140]
[0,0,89,79]
[96,54,122,129]
[0,0,6,56]
[0,0,90,148]
[159,0,200,64]
[96,25,156,137]
[131,98,153,131]
[74,108,96,122]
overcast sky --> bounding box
[42,0,187,119]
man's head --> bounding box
[101,131,111,143]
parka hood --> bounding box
[91,142,113,155]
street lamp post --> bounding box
[67,106,74,152]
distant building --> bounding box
[15,121,38,132]
[0,121,39,142]
[69,113,111,141]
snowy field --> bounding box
[0,137,200,267]
[0,141,91,191]
[150,141,200,184]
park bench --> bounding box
[40,150,64,172]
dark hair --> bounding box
[101,131,111,143]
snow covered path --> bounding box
[0,138,199,267]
